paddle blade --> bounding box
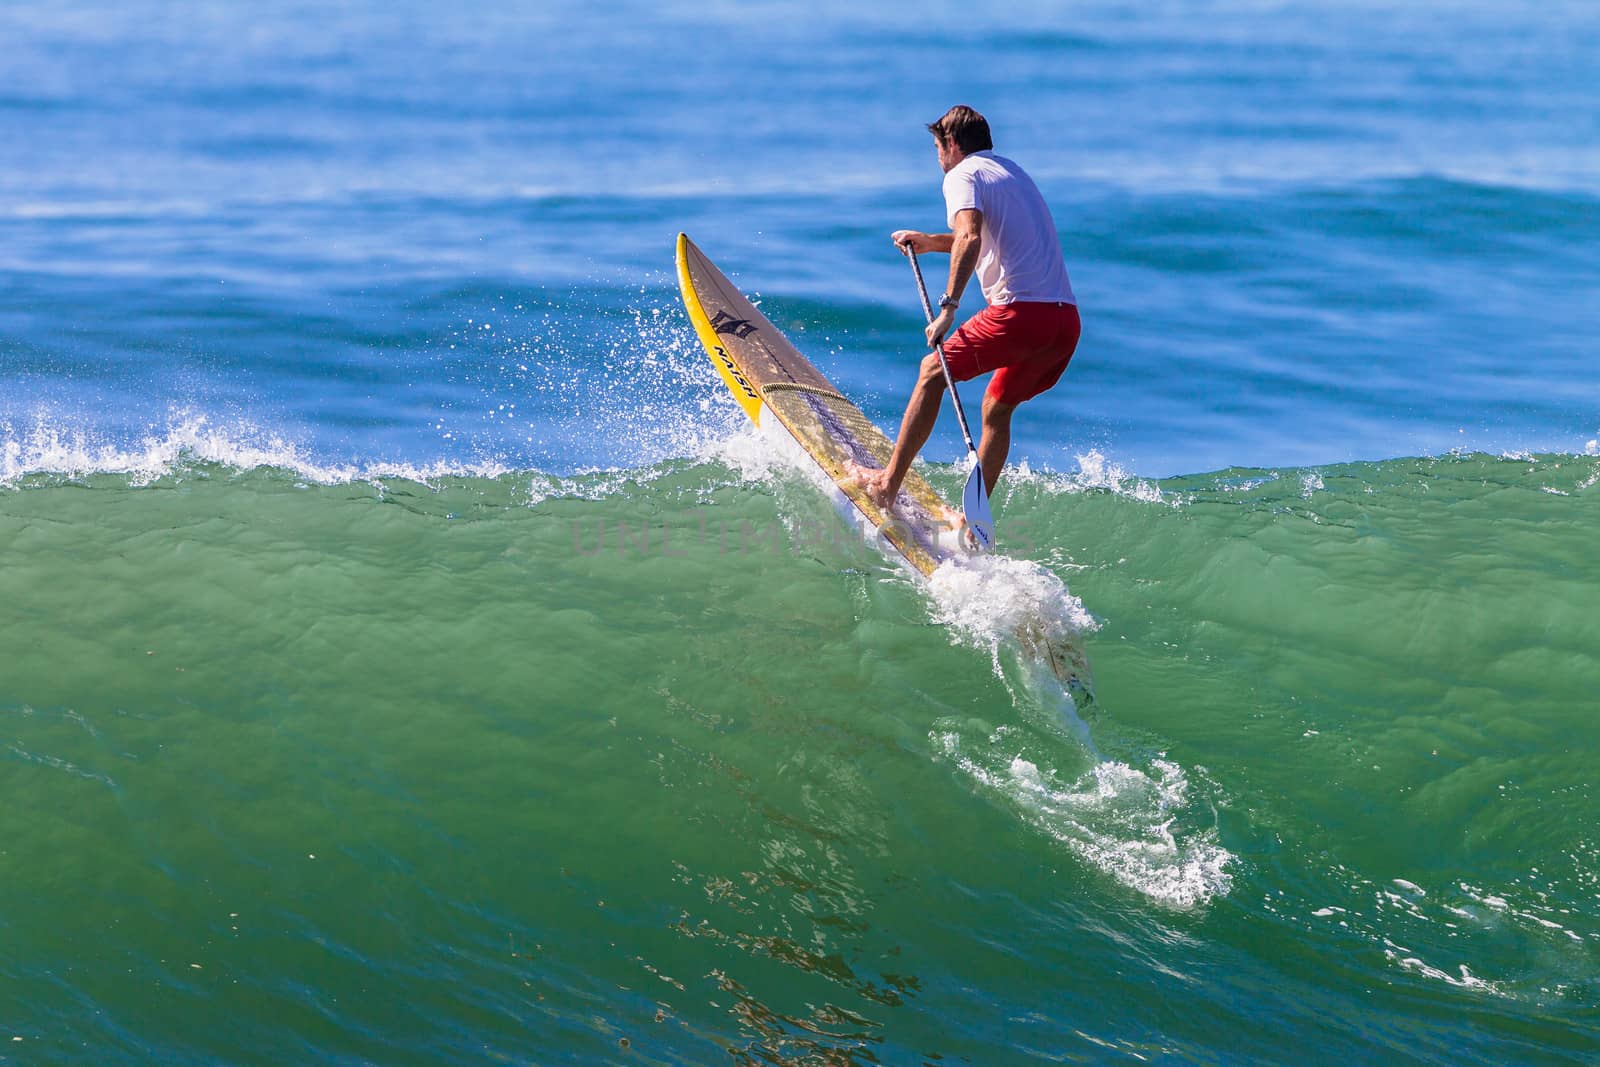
[962,462,995,551]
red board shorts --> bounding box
[940,301,1081,405]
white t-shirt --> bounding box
[942,151,1075,306]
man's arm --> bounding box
[891,230,954,254]
[927,209,982,346]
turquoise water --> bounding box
[4,2,1599,1063]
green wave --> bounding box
[3,449,1597,1061]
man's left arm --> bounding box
[928,209,982,346]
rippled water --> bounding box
[3,1,1597,1062]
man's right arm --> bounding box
[891,230,954,255]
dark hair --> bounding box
[927,105,993,154]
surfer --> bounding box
[855,106,1080,516]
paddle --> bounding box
[905,248,995,550]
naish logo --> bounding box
[715,346,759,400]
[710,310,759,339]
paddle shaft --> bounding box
[906,250,981,457]
[906,247,996,550]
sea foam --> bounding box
[0,412,514,488]
[934,731,1234,909]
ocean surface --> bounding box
[3,1,1598,1063]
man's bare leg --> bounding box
[856,353,947,508]
[977,394,1016,496]
[934,394,1013,545]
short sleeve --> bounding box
[942,166,978,227]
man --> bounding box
[855,105,1080,520]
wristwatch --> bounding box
[938,293,960,310]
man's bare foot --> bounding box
[842,460,898,510]
[935,502,966,532]
[934,502,982,549]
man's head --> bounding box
[927,105,993,172]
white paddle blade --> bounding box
[962,463,995,550]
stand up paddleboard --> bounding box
[676,233,968,575]
[677,234,1089,692]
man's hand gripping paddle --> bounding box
[905,248,995,550]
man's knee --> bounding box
[982,393,1017,422]
[918,353,945,384]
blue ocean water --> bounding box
[4,2,1599,1063]
[5,0,1596,479]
